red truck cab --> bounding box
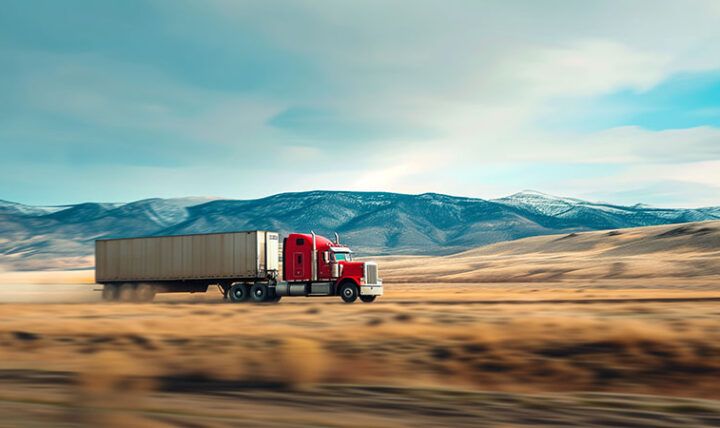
[280,232,382,303]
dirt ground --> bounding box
[1,222,719,426]
[1,280,720,427]
[3,380,720,427]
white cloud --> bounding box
[513,40,671,97]
[656,160,720,187]
[4,1,720,206]
[350,147,455,192]
[520,126,720,164]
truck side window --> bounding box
[296,238,304,246]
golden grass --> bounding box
[376,221,720,284]
[0,288,719,399]
[0,219,718,422]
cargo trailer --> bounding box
[96,231,279,301]
[95,230,382,303]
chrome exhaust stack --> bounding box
[311,231,318,282]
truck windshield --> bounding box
[334,252,352,262]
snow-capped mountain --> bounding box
[0,199,68,216]
[495,191,716,229]
[1,191,718,270]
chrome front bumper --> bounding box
[360,280,383,296]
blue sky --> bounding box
[541,71,720,132]
[1,0,720,207]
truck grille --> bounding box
[365,262,379,285]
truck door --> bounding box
[318,251,331,279]
[293,252,305,278]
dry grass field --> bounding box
[379,221,720,284]
[0,221,719,426]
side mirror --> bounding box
[322,251,329,263]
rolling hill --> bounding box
[379,220,720,284]
[1,190,719,270]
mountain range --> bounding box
[1,190,719,270]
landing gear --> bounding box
[339,282,358,303]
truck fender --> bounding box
[335,278,359,295]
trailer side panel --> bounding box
[95,231,278,283]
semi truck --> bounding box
[95,230,382,303]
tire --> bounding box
[101,284,119,301]
[136,283,156,302]
[339,282,358,303]
[118,283,137,302]
[250,282,269,303]
[266,287,281,303]
[360,295,377,303]
[228,283,250,303]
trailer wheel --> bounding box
[339,282,358,303]
[118,283,137,302]
[250,283,269,303]
[101,284,119,301]
[360,295,377,303]
[136,284,156,302]
[228,283,250,303]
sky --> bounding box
[1,0,720,207]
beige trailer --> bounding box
[95,231,279,301]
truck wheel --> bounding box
[266,287,281,303]
[101,284,119,301]
[339,282,358,303]
[360,295,377,303]
[250,283,269,303]
[118,283,137,302]
[228,283,249,303]
[136,284,156,302]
